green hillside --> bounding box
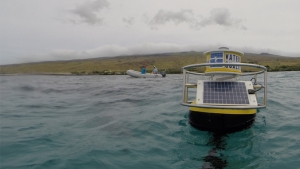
[1,52,300,75]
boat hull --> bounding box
[126,70,165,78]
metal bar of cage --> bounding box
[181,63,267,109]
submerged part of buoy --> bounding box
[189,110,256,133]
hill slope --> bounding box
[1,52,300,74]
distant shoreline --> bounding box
[1,70,299,76]
[0,73,74,76]
[1,51,300,74]
[0,73,128,76]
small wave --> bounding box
[20,135,53,145]
[0,78,8,84]
[19,104,46,109]
[18,123,44,131]
[18,85,35,91]
[268,98,290,110]
[41,88,63,93]
[38,158,62,168]
[81,116,114,128]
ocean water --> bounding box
[0,72,300,169]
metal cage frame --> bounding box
[181,63,267,109]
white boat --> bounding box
[126,69,166,78]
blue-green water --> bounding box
[0,72,300,169]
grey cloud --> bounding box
[123,17,135,26]
[70,0,109,25]
[210,8,232,26]
[196,8,246,29]
[148,8,246,30]
[142,13,150,23]
[149,9,195,26]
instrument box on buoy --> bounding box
[204,47,244,75]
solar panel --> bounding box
[196,81,258,106]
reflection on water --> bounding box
[201,132,228,169]
[198,120,255,169]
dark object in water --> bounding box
[198,118,255,169]
[161,71,166,77]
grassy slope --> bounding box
[0,52,300,74]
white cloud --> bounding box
[70,0,109,25]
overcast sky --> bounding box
[0,0,299,65]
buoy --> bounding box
[181,47,267,132]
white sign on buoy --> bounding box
[204,47,244,74]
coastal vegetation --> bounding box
[0,52,299,75]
